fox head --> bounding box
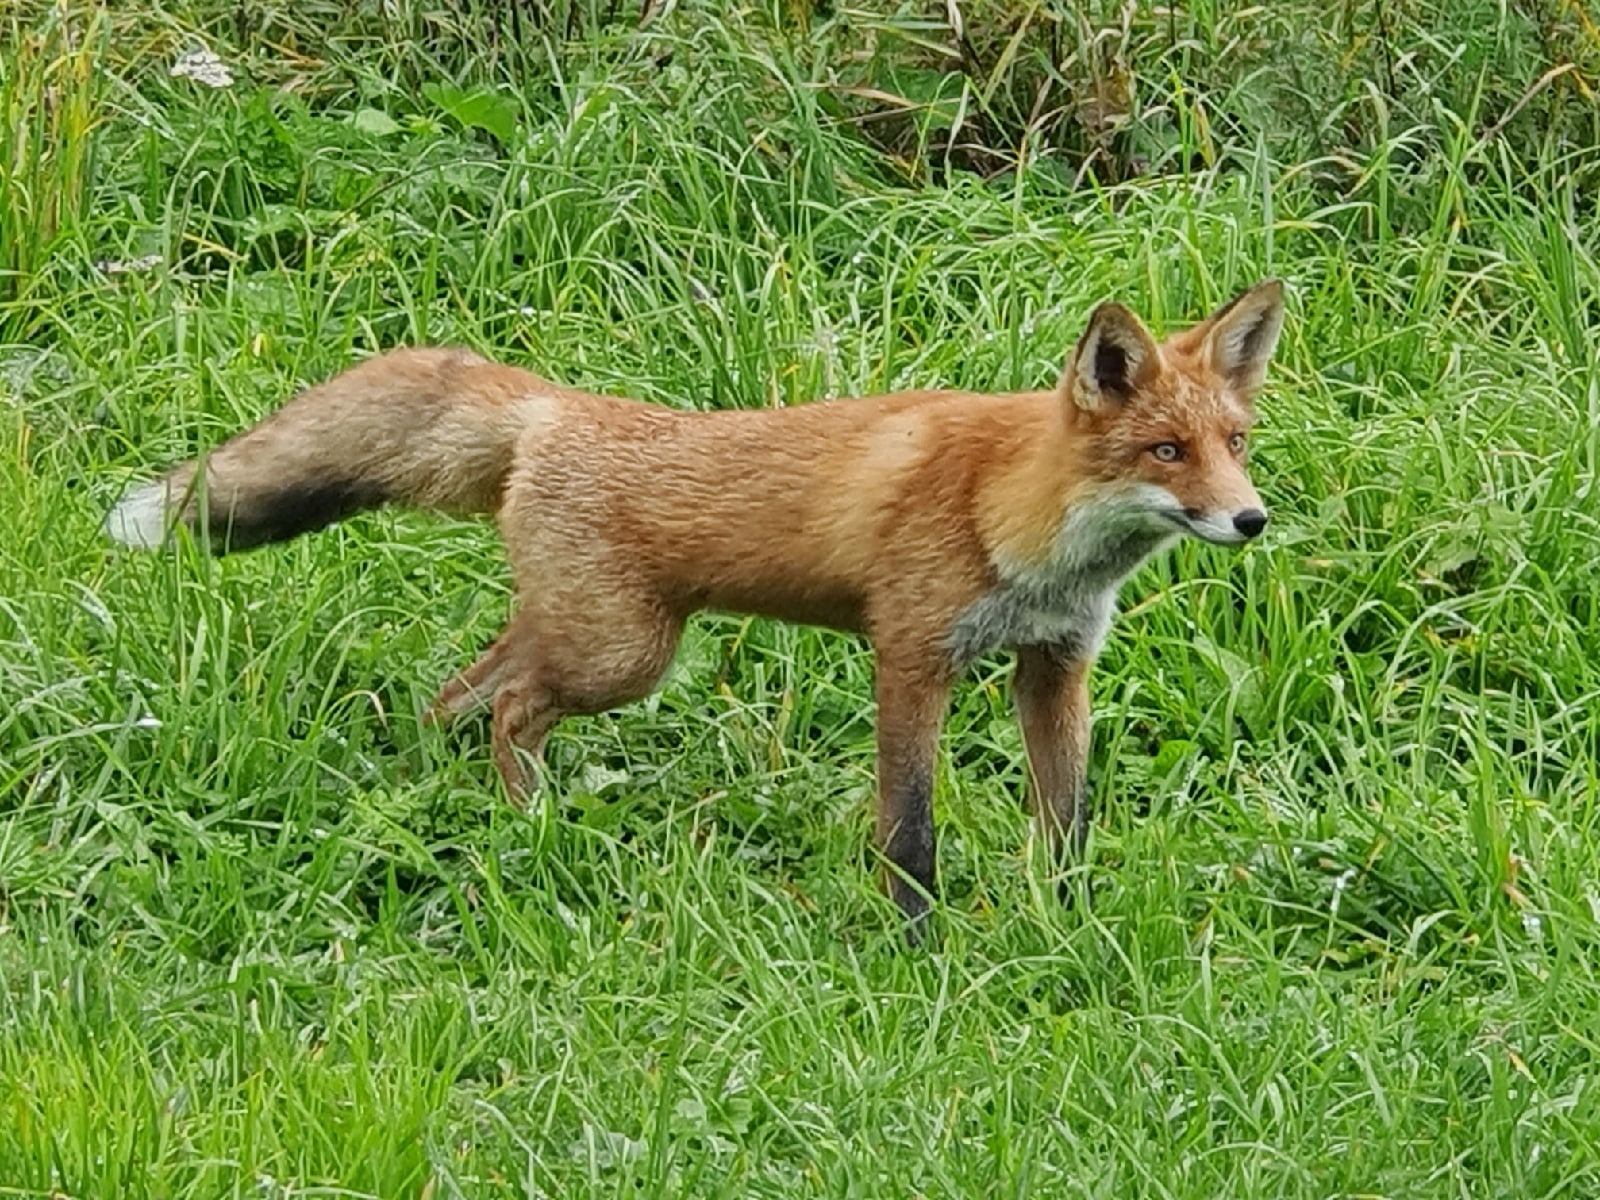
[1062,279,1285,546]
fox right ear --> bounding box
[1063,301,1161,410]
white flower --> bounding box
[95,254,162,276]
[1330,867,1357,916]
[170,47,234,89]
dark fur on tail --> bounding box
[205,477,394,552]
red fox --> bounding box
[106,280,1284,930]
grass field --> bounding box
[4,3,1600,1195]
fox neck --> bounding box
[945,485,1175,671]
[985,403,1176,593]
[947,409,1177,670]
[1039,490,1177,591]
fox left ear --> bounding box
[1202,278,1286,395]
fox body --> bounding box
[107,281,1285,928]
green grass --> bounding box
[3,3,1600,1196]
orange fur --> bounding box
[107,281,1287,934]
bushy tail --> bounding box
[106,347,536,553]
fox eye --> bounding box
[1150,442,1183,463]
[1228,432,1247,454]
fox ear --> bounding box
[1202,279,1285,395]
[1064,301,1161,410]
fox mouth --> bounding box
[1159,509,1250,546]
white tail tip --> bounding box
[105,481,173,549]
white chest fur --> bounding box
[944,491,1177,667]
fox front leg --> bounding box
[872,654,952,941]
[1013,644,1094,896]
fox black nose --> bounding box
[1233,508,1269,539]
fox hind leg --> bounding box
[427,616,532,724]
[491,680,560,803]
[434,592,684,800]
[423,612,553,802]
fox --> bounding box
[105,279,1285,931]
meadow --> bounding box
[3,1,1600,1195]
